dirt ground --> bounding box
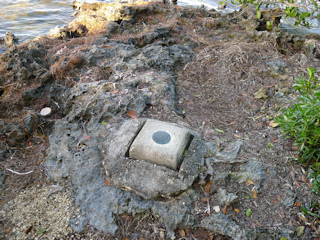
[1,1,320,239]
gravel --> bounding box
[1,185,81,240]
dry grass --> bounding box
[176,40,284,132]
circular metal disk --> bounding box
[152,131,171,145]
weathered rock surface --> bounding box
[4,32,18,47]
[45,110,252,238]
[215,188,239,206]
[3,1,318,239]
[99,119,205,199]
[201,214,246,240]
[0,111,38,144]
[230,161,267,192]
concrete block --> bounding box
[129,119,191,170]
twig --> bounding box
[51,99,60,109]
[6,168,33,175]
[81,121,89,136]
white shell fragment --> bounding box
[40,107,52,117]
[213,206,221,213]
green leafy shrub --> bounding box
[219,0,320,27]
[276,67,320,193]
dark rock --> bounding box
[138,28,171,47]
[305,39,320,59]
[105,22,120,36]
[94,36,110,45]
[163,0,177,5]
[5,124,26,142]
[214,140,242,161]
[282,189,296,207]
[49,23,87,40]
[200,213,246,240]
[22,71,54,103]
[3,42,48,82]
[215,188,238,206]
[211,170,230,185]
[22,112,39,136]
[0,148,6,160]
[266,60,288,75]
[246,227,293,240]
[0,170,6,191]
[231,161,266,192]
[2,112,38,143]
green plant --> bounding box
[293,67,319,95]
[301,199,320,218]
[308,167,320,194]
[219,0,320,27]
[276,67,320,193]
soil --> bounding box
[0,1,320,239]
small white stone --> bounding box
[213,206,220,213]
[40,107,52,117]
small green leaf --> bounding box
[288,12,296,18]
[218,1,225,4]
[215,129,224,133]
[37,228,46,234]
[257,10,261,19]
[184,149,188,156]
[301,12,310,18]
[246,208,252,217]
[307,67,314,77]
[244,195,250,199]
[266,116,273,119]
[296,226,304,237]
[101,120,107,125]
[194,94,201,97]
[280,237,288,240]
[267,143,274,148]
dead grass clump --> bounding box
[50,55,83,85]
[50,57,66,80]
[211,41,277,81]
[67,55,83,69]
[64,35,96,48]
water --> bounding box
[0,0,75,42]
[0,0,218,44]
[1,0,319,44]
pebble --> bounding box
[40,107,52,117]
